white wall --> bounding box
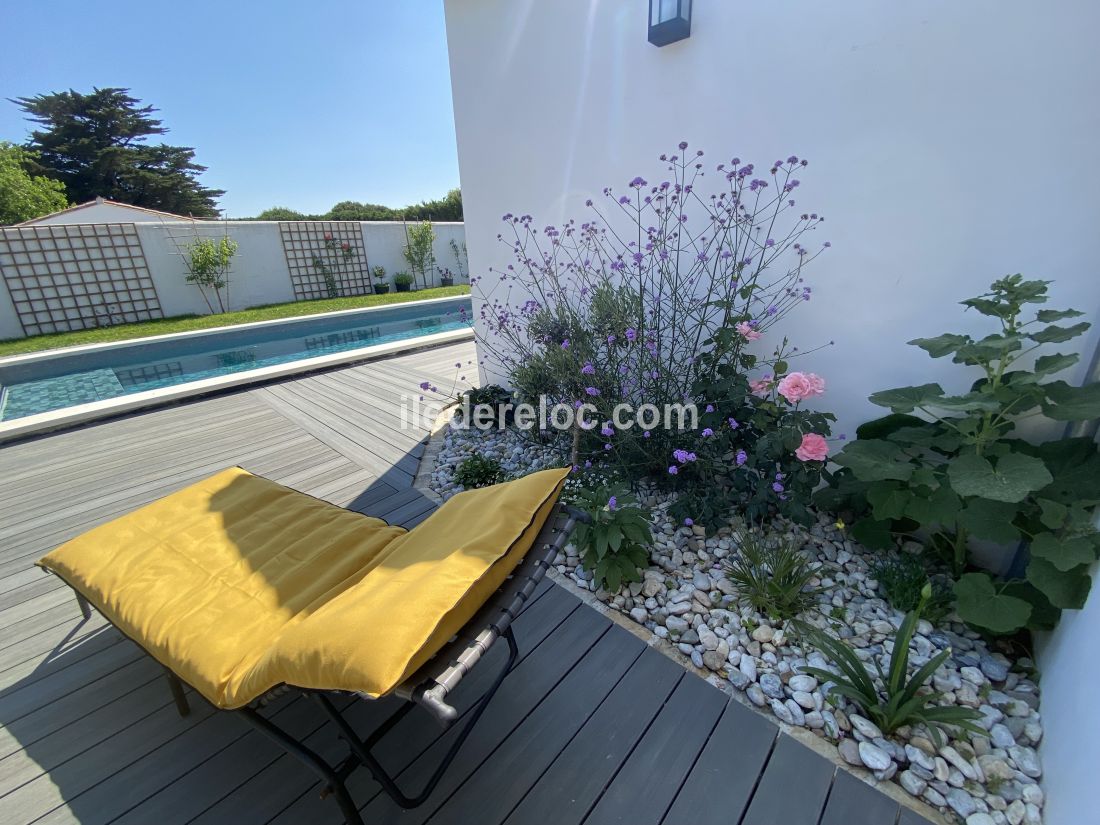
[0,220,466,337]
[443,3,1100,823]
[26,201,180,225]
[139,220,466,316]
[444,0,1100,443]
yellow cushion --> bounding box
[38,466,568,709]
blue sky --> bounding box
[0,0,459,217]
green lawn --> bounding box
[0,286,471,357]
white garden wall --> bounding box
[442,2,1100,823]
[0,220,465,339]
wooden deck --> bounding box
[0,341,932,825]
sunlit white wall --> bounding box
[443,2,1100,823]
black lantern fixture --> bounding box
[648,0,692,47]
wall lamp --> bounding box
[648,0,692,47]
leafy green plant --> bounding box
[402,220,436,289]
[371,265,386,280]
[393,271,414,287]
[723,529,825,621]
[570,483,653,592]
[821,276,1099,634]
[453,455,506,489]
[798,585,985,746]
[184,234,237,313]
[454,384,514,427]
[873,553,954,623]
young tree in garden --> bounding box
[12,87,224,216]
[0,142,67,224]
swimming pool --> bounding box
[0,296,472,422]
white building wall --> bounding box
[25,201,183,225]
[442,3,1100,824]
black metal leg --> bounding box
[75,591,92,621]
[312,626,520,810]
[164,667,191,717]
[239,705,365,825]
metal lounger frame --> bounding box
[66,503,580,825]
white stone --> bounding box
[788,674,818,693]
[849,715,883,740]
[858,741,893,772]
[966,815,996,825]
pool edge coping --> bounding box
[0,326,475,444]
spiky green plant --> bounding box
[723,530,825,621]
[796,584,984,746]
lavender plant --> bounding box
[474,143,835,524]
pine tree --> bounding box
[13,87,224,217]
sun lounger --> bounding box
[37,466,575,825]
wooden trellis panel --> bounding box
[0,223,162,336]
[278,221,373,301]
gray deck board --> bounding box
[819,769,902,825]
[0,339,927,825]
[741,735,837,825]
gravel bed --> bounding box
[429,424,1046,825]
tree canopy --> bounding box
[12,87,224,217]
[253,188,462,222]
[0,142,68,225]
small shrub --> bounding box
[371,265,386,280]
[873,553,954,623]
[723,530,824,621]
[393,272,414,286]
[570,483,653,592]
[797,585,985,746]
[454,384,514,427]
[453,455,505,489]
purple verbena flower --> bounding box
[668,465,679,475]
[582,362,596,375]
[608,495,617,510]
[736,449,748,466]
[701,427,714,437]
[585,386,600,396]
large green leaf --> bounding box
[1042,381,1100,421]
[947,453,1053,503]
[1036,498,1068,529]
[832,440,915,482]
[957,498,1021,543]
[953,334,1024,365]
[954,573,1032,634]
[931,393,1001,412]
[888,425,962,452]
[1033,353,1079,377]
[1030,533,1098,572]
[867,485,913,520]
[868,384,945,413]
[1029,322,1091,343]
[855,413,926,441]
[961,297,1011,318]
[1024,438,1100,502]
[908,333,971,358]
[1036,308,1085,322]
[1026,557,1092,609]
[1001,580,1061,631]
[904,485,961,527]
[850,517,894,550]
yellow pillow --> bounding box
[233,467,569,704]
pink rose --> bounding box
[795,433,829,462]
[777,371,825,404]
[736,321,762,341]
[749,375,774,397]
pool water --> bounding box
[0,298,472,421]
